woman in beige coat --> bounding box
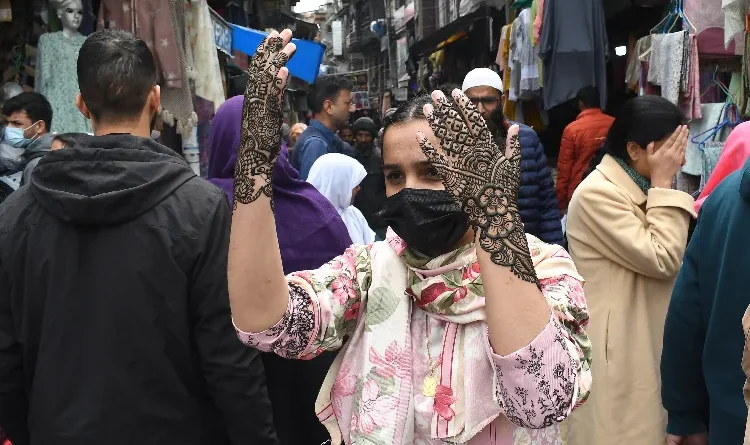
[564,96,695,445]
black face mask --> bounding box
[378,188,469,258]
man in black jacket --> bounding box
[0,29,278,445]
[351,117,386,239]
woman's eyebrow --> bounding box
[382,163,400,170]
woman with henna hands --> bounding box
[228,30,592,445]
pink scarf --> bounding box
[314,229,583,445]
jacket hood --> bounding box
[24,133,56,157]
[30,134,196,226]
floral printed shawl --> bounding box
[314,229,585,444]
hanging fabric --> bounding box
[514,9,540,98]
[684,0,742,56]
[722,0,750,49]
[685,103,727,175]
[538,0,608,110]
[495,24,510,69]
[533,0,545,44]
[98,0,183,89]
[690,101,741,189]
[660,31,688,103]
[681,34,702,119]
[160,0,197,137]
[186,0,226,112]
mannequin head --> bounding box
[51,0,83,34]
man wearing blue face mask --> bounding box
[0,92,54,194]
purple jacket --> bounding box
[207,96,352,273]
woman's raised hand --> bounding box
[233,29,296,209]
[417,89,537,284]
[647,124,688,189]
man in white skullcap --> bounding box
[462,68,505,123]
[462,68,564,245]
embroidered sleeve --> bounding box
[235,245,372,360]
[486,274,591,429]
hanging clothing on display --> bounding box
[533,0,545,43]
[160,0,197,137]
[36,33,92,134]
[625,36,649,91]
[722,0,749,49]
[508,18,521,101]
[681,34,702,120]
[648,34,665,85]
[694,121,750,212]
[186,0,226,112]
[513,9,541,98]
[685,0,742,56]
[495,24,510,69]
[660,31,688,104]
[98,0,182,89]
[538,0,608,110]
[529,0,539,45]
[685,103,726,176]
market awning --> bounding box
[408,8,488,58]
[232,25,325,83]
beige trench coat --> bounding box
[562,155,694,445]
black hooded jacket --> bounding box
[0,134,278,445]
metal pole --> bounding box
[383,0,395,89]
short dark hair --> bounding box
[576,86,601,109]
[308,75,352,114]
[77,29,158,122]
[1,92,53,131]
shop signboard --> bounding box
[331,70,369,93]
[332,21,343,56]
[210,7,233,56]
[396,37,408,79]
[330,70,370,109]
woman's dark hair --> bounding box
[584,95,687,179]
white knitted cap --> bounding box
[462,68,503,93]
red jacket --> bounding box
[556,108,614,211]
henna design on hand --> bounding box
[418,91,538,284]
[233,34,292,209]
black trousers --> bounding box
[262,351,337,445]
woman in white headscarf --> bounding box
[307,153,376,245]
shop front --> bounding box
[0,0,233,177]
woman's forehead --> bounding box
[382,120,439,165]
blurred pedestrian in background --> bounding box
[308,153,376,245]
[556,86,614,213]
[462,68,563,245]
[288,122,306,151]
[351,116,387,239]
[291,75,354,180]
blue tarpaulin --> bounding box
[232,25,325,83]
